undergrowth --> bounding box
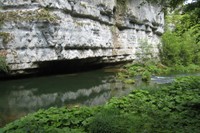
[2,76,200,133]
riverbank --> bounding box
[2,76,200,133]
[117,62,200,83]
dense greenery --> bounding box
[160,0,200,66]
[2,76,200,132]
[118,62,200,83]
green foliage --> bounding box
[161,30,198,66]
[136,39,155,63]
[118,63,162,82]
[116,0,128,12]
[145,0,186,11]
[89,109,135,133]
[107,76,200,132]
[141,70,151,82]
[0,56,8,73]
[116,39,160,83]
[117,61,200,84]
[3,76,200,133]
[0,9,59,25]
[3,107,100,133]
[161,1,200,66]
[123,79,135,84]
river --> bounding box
[0,69,134,127]
[0,68,198,127]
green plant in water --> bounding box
[123,79,135,84]
[141,70,151,82]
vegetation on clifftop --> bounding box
[0,9,59,25]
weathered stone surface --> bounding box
[0,0,164,73]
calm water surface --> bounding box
[0,69,134,127]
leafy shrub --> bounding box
[161,3,200,66]
[3,107,99,133]
[141,70,151,82]
[89,108,132,133]
[135,39,158,64]
[161,30,197,66]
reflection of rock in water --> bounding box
[61,83,111,102]
[8,89,58,109]
[84,92,111,106]
[6,82,132,110]
[0,76,134,127]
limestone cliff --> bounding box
[0,0,164,73]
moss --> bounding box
[110,26,116,33]
[0,9,59,25]
[123,79,135,84]
[0,56,8,73]
[116,0,128,15]
[75,21,85,27]
[0,50,8,73]
[115,0,129,27]
[0,32,12,44]
[141,70,151,82]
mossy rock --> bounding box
[117,72,129,79]
[123,79,135,84]
[0,56,8,73]
[141,71,151,82]
[0,32,12,44]
[0,9,59,25]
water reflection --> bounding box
[151,76,174,84]
[2,69,194,127]
[0,70,132,127]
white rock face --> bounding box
[0,0,164,72]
